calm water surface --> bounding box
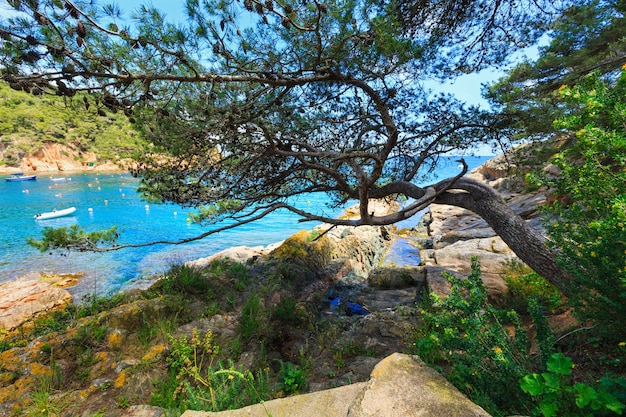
[0,156,489,298]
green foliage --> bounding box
[542,69,626,341]
[0,82,146,165]
[527,297,555,367]
[270,296,310,327]
[158,264,213,297]
[27,225,119,253]
[155,329,271,412]
[27,292,126,338]
[187,200,244,224]
[521,353,625,417]
[414,258,538,415]
[278,361,307,394]
[73,321,108,350]
[503,263,563,315]
[22,374,69,417]
[239,293,268,341]
[31,309,73,337]
[487,0,625,138]
[74,292,128,318]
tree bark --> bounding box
[433,177,572,297]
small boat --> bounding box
[5,173,37,182]
[34,207,77,220]
[50,177,67,182]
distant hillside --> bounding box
[0,81,147,171]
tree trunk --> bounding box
[434,177,572,297]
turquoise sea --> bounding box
[0,156,490,298]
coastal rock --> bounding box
[427,193,546,250]
[433,237,517,275]
[0,272,78,330]
[322,225,393,281]
[422,266,509,305]
[180,353,491,417]
[367,267,425,290]
[187,243,283,268]
[17,142,125,173]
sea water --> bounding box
[0,156,489,297]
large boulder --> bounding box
[180,353,491,417]
[432,237,517,276]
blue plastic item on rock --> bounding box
[346,301,369,316]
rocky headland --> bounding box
[0,142,130,175]
[0,142,569,417]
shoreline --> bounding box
[0,166,129,176]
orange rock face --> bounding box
[0,272,80,331]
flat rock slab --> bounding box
[182,383,367,417]
[181,353,491,417]
[0,272,77,330]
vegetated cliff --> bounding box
[0,81,145,174]
[0,140,573,417]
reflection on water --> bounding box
[34,216,79,228]
[382,238,421,268]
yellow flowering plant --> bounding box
[543,70,626,342]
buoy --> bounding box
[104,199,108,205]
[88,208,93,212]
[145,205,149,210]
[173,211,177,216]
[186,218,191,223]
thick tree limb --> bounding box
[433,177,572,296]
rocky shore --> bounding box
[0,145,564,416]
[0,142,130,175]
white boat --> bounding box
[5,174,37,182]
[34,207,77,220]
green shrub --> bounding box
[239,293,267,341]
[271,296,311,327]
[278,361,307,394]
[158,264,213,296]
[503,266,563,315]
[521,353,625,417]
[154,329,271,412]
[541,70,626,341]
[31,309,73,337]
[73,292,127,318]
[414,258,540,416]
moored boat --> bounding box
[34,207,77,220]
[5,174,37,182]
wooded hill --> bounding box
[0,81,146,168]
